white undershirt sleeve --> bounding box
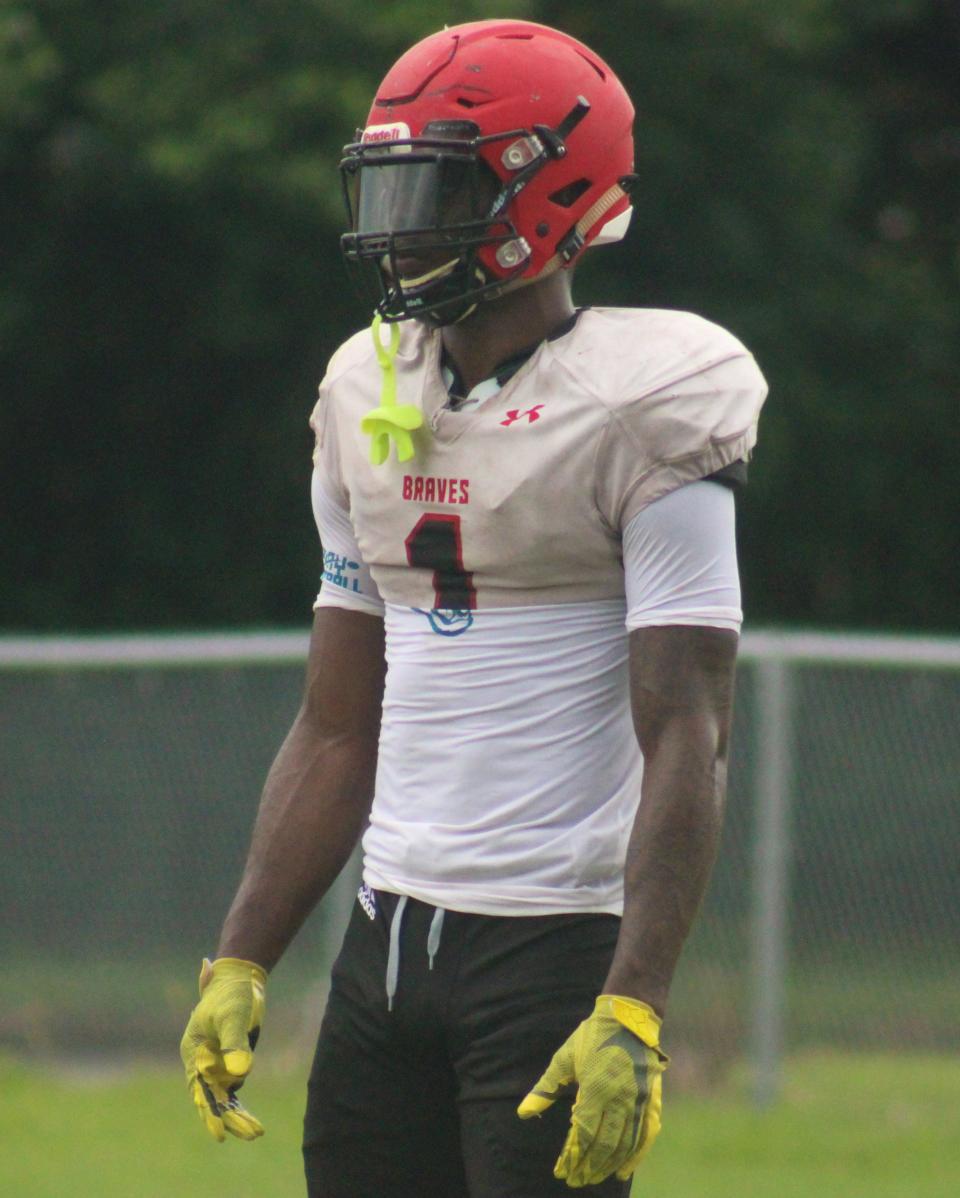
[311,468,385,616]
[623,478,742,632]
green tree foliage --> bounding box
[2,0,957,631]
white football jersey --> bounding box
[311,307,767,916]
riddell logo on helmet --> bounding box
[362,122,411,144]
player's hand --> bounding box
[180,956,268,1142]
[517,994,667,1187]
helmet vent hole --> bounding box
[548,178,591,208]
[575,50,606,80]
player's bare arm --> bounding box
[603,624,739,1014]
[180,607,384,1142]
[217,606,385,971]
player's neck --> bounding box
[440,274,575,395]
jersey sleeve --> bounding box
[311,468,385,617]
[623,479,742,632]
[309,366,351,508]
[596,351,767,530]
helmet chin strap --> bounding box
[378,254,478,326]
[424,287,480,327]
[396,258,460,290]
[416,264,538,327]
[398,258,485,328]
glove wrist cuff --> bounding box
[595,993,662,1049]
[203,956,268,988]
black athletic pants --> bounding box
[303,889,631,1198]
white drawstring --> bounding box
[385,894,408,1012]
[427,907,445,971]
[383,896,447,1008]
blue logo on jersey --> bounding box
[322,550,364,593]
[413,607,474,636]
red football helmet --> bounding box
[340,19,636,323]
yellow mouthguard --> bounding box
[361,314,424,464]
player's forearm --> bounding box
[216,710,378,971]
[602,715,727,1015]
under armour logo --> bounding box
[500,405,544,427]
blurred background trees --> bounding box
[3,0,958,631]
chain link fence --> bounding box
[2,630,957,1097]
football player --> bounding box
[180,19,767,1197]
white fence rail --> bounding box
[5,627,960,668]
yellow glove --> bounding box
[517,994,667,1188]
[180,957,267,1142]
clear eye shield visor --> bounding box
[340,132,512,263]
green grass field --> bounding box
[2,1052,957,1197]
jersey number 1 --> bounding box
[405,514,477,610]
